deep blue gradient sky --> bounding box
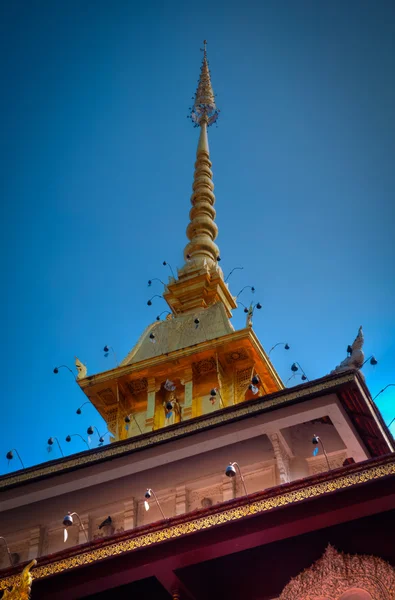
[1,0,394,474]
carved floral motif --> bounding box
[126,379,148,395]
[279,545,395,600]
[192,357,216,377]
[224,348,249,363]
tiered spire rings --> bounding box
[183,41,220,269]
[164,42,236,316]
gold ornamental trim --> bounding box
[0,560,36,599]
[0,373,356,491]
[0,458,394,589]
[0,373,357,491]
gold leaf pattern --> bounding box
[0,457,394,590]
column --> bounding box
[175,485,187,515]
[181,367,193,420]
[221,474,234,501]
[269,432,291,484]
[78,513,90,545]
[123,500,136,531]
[27,526,41,560]
[145,377,157,430]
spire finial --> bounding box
[191,40,219,128]
[182,44,220,268]
[164,43,236,317]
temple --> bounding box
[0,44,394,600]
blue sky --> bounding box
[1,0,394,473]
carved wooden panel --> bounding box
[126,378,148,395]
[279,545,395,600]
[192,357,217,378]
[224,348,249,364]
[97,388,116,406]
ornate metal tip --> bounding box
[190,41,220,128]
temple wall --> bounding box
[0,436,277,564]
[0,392,371,570]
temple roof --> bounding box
[121,303,234,366]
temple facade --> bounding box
[0,45,394,600]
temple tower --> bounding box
[77,43,284,440]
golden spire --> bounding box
[164,43,236,317]
[193,40,216,114]
[184,40,220,269]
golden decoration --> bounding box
[279,544,395,599]
[97,388,116,406]
[126,378,148,395]
[0,373,358,491]
[1,458,394,590]
[192,357,217,377]
[224,348,249,363]
[1,560,36,599]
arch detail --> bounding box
[279,545,395,600]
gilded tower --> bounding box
[78,43,284,440]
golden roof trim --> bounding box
[0,456,394,589]
[79,328,270,388]
[0,372,357,491]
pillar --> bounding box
[27,526,41,560]
[221,474,234,501]
[175,485,187,515]
[145,377,157,430]
[181,367,193,420]
[269,432,291,484]
[124,500,136,531]
[78,513,90,545]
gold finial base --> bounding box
[164,264,236,317]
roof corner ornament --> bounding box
[331,326,365,374]
[75,356,88,380]
[2,559,37,599]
